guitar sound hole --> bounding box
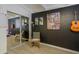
[75,22,77,24]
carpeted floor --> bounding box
[7,36,74,54]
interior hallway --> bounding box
[7,36,74,54]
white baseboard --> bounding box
[41,43,79,54]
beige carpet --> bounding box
[7,35,20,49]
[7,36,74,54]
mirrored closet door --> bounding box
[7,11,29,51]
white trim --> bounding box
[41,43,79,54]
[29,15,31,39]
[20,16,22,44]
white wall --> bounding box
[0,13,8,53]
[0,4,32,53]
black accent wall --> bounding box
[32,5,79,51]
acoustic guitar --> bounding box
[71,11,79,32]
[71,20,79,32]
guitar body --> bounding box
[71,20,79,32]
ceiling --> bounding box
[41,4,75,10]
[6,4,76,17]
[25,4,45,13]
[7,11,19,19]
[25,4,75,13]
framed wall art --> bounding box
[35,18,39,25]
[47,12,60,30]
[39,17,43,25]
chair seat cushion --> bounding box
[32,39,40,42]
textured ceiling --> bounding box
[41,4,75,10]
[24,4,75,13]
[7,11,19,19]
[7,4,76,14]
[25,4,45,13]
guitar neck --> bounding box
[74,11,77,21]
